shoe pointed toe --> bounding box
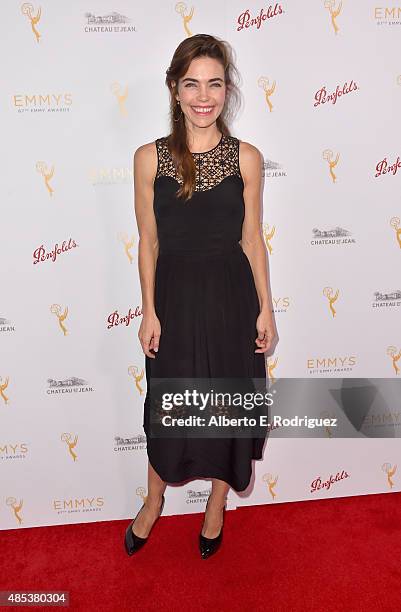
[198,496,226,559]
[199,530,223,559]
[124,521,148,556]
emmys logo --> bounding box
[33,238,78,265]
[314,79,358,107]
[13,93,73,113]
[323,149,340,182]
[319,410,336,437]
[128,366,145,395]
[390,217,401,248]
[307,356,356,374]
[374,7,401,26]
[0,316,15,333]
[118,232,135,263]
[324,0,342,35]
[53,497,105,514]
[136,486,147,504]
[0,443,28,460]
[6,497,23,525]
[114,435,146,451]
[257,77,276,112]
[363,411,401,429]
[262,223,275,255]
[237,4,283,32]
[21,3,41,42]
[386,346,401,375]
[61,433,78,462]
[175,2,194,37]
[310,469,349,493]
[375,155,401,178]
[50,304,69,336]
[111,82,128,116]
[323,286,340,318]
[46,377,94,395]
[311,226,355,246]
[262,473,278,500]
[89,166,132,184]
[186,489,211,504]
[382,462,397,488]
[262,158,286,179]
[272,297,290,313]
[84,11,136,33]
[36,161,54,196]
[107,306,142,329]
[266,356,278,383]
[0,377,10,405]
[372,290,401,309]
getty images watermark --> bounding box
[147,377,343,439]
[159,388,337,430]
[148,377,401,439]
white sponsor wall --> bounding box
[1,1,400,529]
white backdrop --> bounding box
[1,1,400,529]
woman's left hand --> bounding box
[255,310,277,353]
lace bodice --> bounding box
[155,133,242,192]
[153,132,245,254]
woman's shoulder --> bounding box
[238,138,262,163]
[134,136,169,165]
[236,137,260,155]
[134,136,164,156]
[133,139,160,179]
[236,138,263,181]
[228,135,261,159]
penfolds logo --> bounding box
[310,469,349,493]
[33,237,78,264]
[107,306,142,329]
[375,155,401,178]
[237,3,283,31]
[314,79,358,107]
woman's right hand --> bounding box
[138,312,161,358]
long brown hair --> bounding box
[165,34,241,201]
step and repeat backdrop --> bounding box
[1,1,400,529]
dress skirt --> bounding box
[143,242,269,492]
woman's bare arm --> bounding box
[239,140,272,317]
[239,140,277,353]
[133,142,160,357]
[134,142,158,316]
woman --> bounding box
[125,34,276,559]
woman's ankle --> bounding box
[207,494,227,511]
[145,493,164,511]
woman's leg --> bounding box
[201,478,229,538]
[131,460,167,537]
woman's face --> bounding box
[174,56,226,130]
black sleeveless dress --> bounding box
[143,132,269,492]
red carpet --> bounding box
[1,492,400,611]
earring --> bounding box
[173,100,183,122]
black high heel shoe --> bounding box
[124,494,165,556]
[199,495,226,559]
